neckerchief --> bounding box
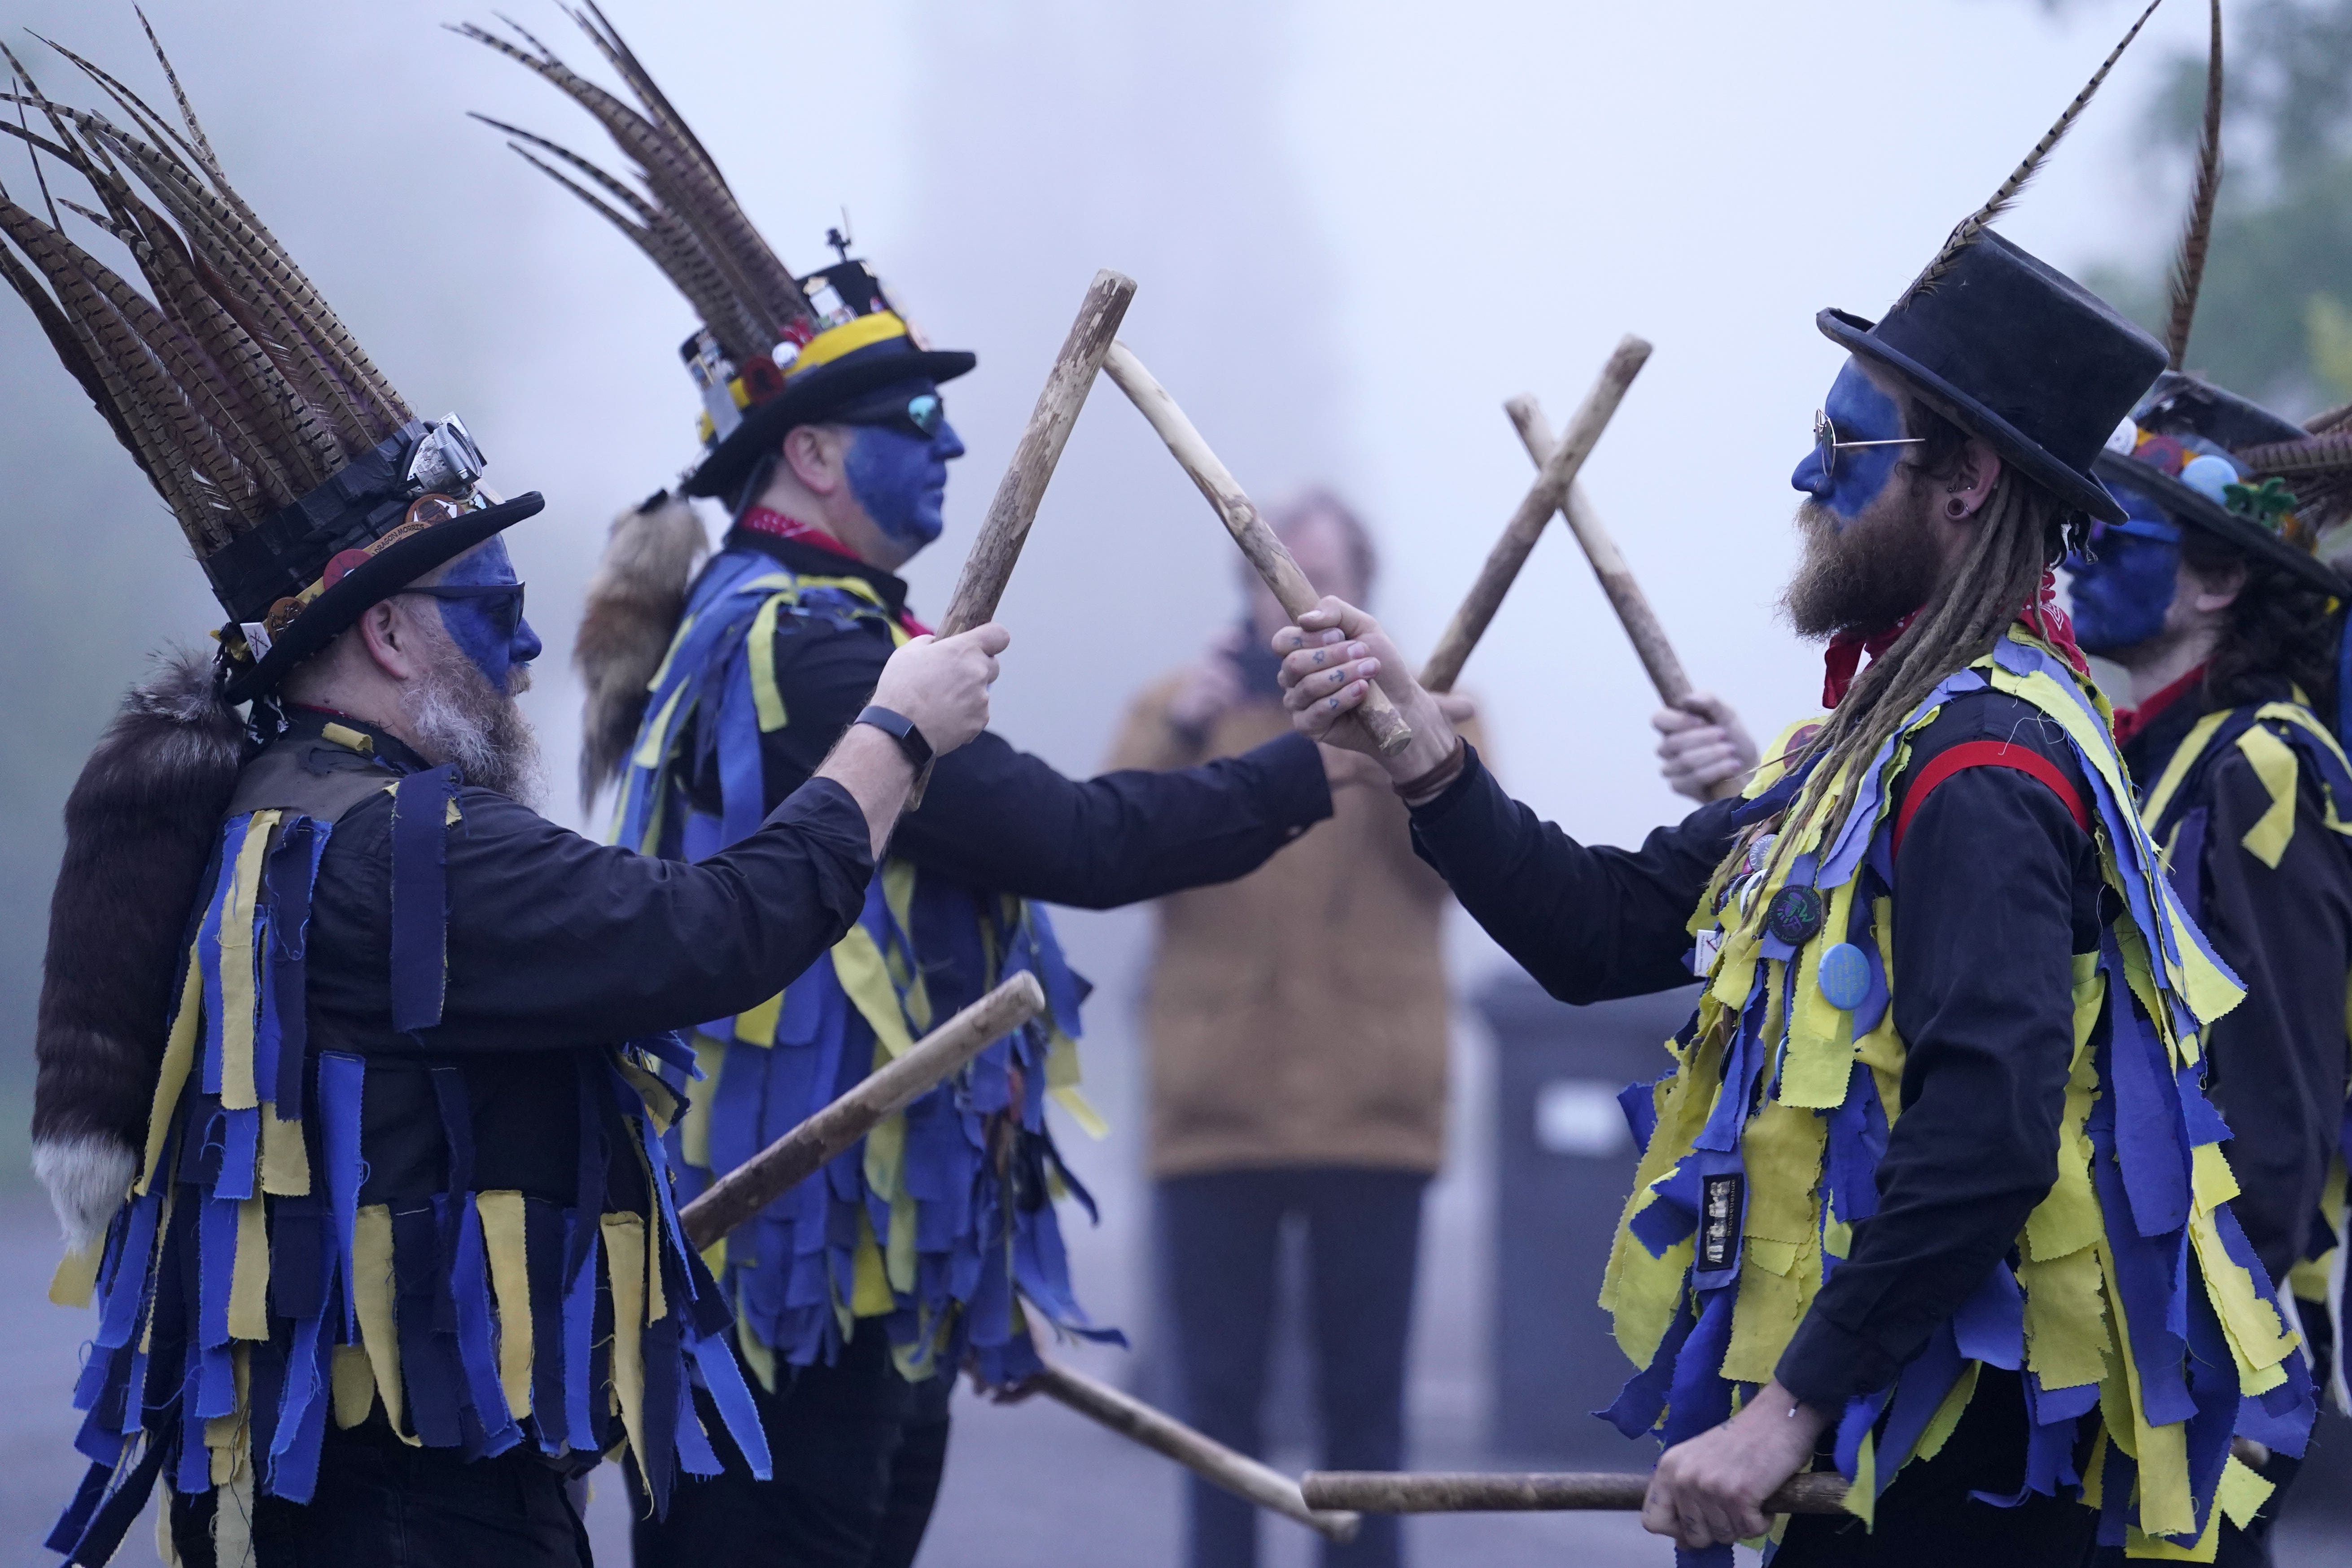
[737,507,934,637]
[1822,611,1918,708]
[2112,664,2208,748]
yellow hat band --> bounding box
[787,310,911,380]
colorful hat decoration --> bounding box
[2085,1,2352,594]
[458,5,975,504]
[0,23,542,702]
[1815,0,2169,525]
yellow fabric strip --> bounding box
[2019,1244,2111,1390]
[228,1195,271,1340]
[1842,1431,1876,1527]
[748,594,789,733]
[1911,1360,1981,1468]
[2233,724,2300,869]
[352,1205,406,1437]
[2141,711,2235,827]
[2216,1454,2276,1533]
[320,723,375,756]
[734,1304,778,1394]
[49,1235,103,1309]
[601,1213,650,1472]
[681,1032,728,1171]
[140,957,205,1194]
[2094,1236,2196,1538]
[833,925,917,1060]
[217,811,281,1115]
[850,1210,894,1317]
[477,1191,533,1419]
[260,1109,311,1197]
[332,1344,376,1430]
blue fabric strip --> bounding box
[318,1052,366,1338]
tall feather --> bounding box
[2308,401,2352,436]
[1900,0,2166,304]
[2164,0,2224,368]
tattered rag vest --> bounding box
[611,546,1103,1388]
[1601,630,2315,1560]
[48,727,763,1564]
[2137,695,2352,1418]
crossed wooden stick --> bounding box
[678,273,1754,1539]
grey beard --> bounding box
[1780,493,1939,640]
[402,655,544,808]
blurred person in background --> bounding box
[1108,490,1478,1568]
[467,16,1346,1567]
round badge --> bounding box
[1816,942,1871,1011]
[1763,885,1825,946]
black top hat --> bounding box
[465,14,977,506]
[0,33,543,705]
[2093,371,2348,594]
[1819,232,2164,525]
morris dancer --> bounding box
[1270,34,2315,1567]
[10,35,999,1568]
[466,15,1338,1565]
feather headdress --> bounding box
[451,4,819,368]
[0,18,410,553]
[0,16,540,699]
[2164,0,2224,368]
[1899,0,2166,306]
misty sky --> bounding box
[0,0,2206,1171]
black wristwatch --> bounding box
[854,704,933,768]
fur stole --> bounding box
[575,490,708,811]
[33,649,245,1247]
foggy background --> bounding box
[2,0,2348,1564]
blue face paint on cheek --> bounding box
[430,538,538,690]
[843,421,962,555]
[2062,493,2178,654]
[1792,362,1909,524]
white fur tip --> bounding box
[33,1136,137,1253]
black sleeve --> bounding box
[1777,695,2095,1408]
[756,614,1335,908]
[2191,745,2352,1285]
[311,778,875,1053]
[1405,743,1742,1003]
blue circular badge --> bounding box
[1817,942,1871,1011]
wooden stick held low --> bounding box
[1034,1362,1362,1542]
[1101,339,1413,756]
[1419,336,1652,694]
[907,269,1138,805]
[1298,1469,1850,1517]
[1504,392,1744,804]
[678,973,1046,1251]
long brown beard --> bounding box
[403,646,544,807]
[1781,489,1941,639]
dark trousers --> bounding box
[1159,1166,1429,1568]
[1776,1367,2093,1568]
[169,1420,591,1568]
[630,1323,953,1568]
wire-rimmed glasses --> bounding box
[1813,410,1924,480]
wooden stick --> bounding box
[1419,336,1651,694]
[678,973,1046,1251]
[1298,1469,1850,1516]
[1502,392,1744,804]
[908,269,1137,804]
[1032,1362,1362,1542]
[1101,339,1413,757]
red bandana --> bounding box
[737,506,933,637]
[1822,611,1919,708]
[2019,568,2090,679]
[2112,664,2207,747]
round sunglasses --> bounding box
[1812,410,1924,481]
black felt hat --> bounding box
[1819,232,2164,525]
[2093,372,2348,594]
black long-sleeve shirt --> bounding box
[291,712,875,1207]
[691,533,1333,907]
[2123,679,2352,1286]
[1410,690,2102,1409]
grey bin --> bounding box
[1475,967,1699,1461]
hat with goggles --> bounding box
[462,10,975,507]
[0,35,542,705]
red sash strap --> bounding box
[1891,740,2090,859]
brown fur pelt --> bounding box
[33,650,245,1242]
[575,489,708,810]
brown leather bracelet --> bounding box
[1394,735,1467,805]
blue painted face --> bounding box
[843,411,966,557]
[427,537,540,691]
[2062,482,2181,655]
[1792,360,1910,525]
